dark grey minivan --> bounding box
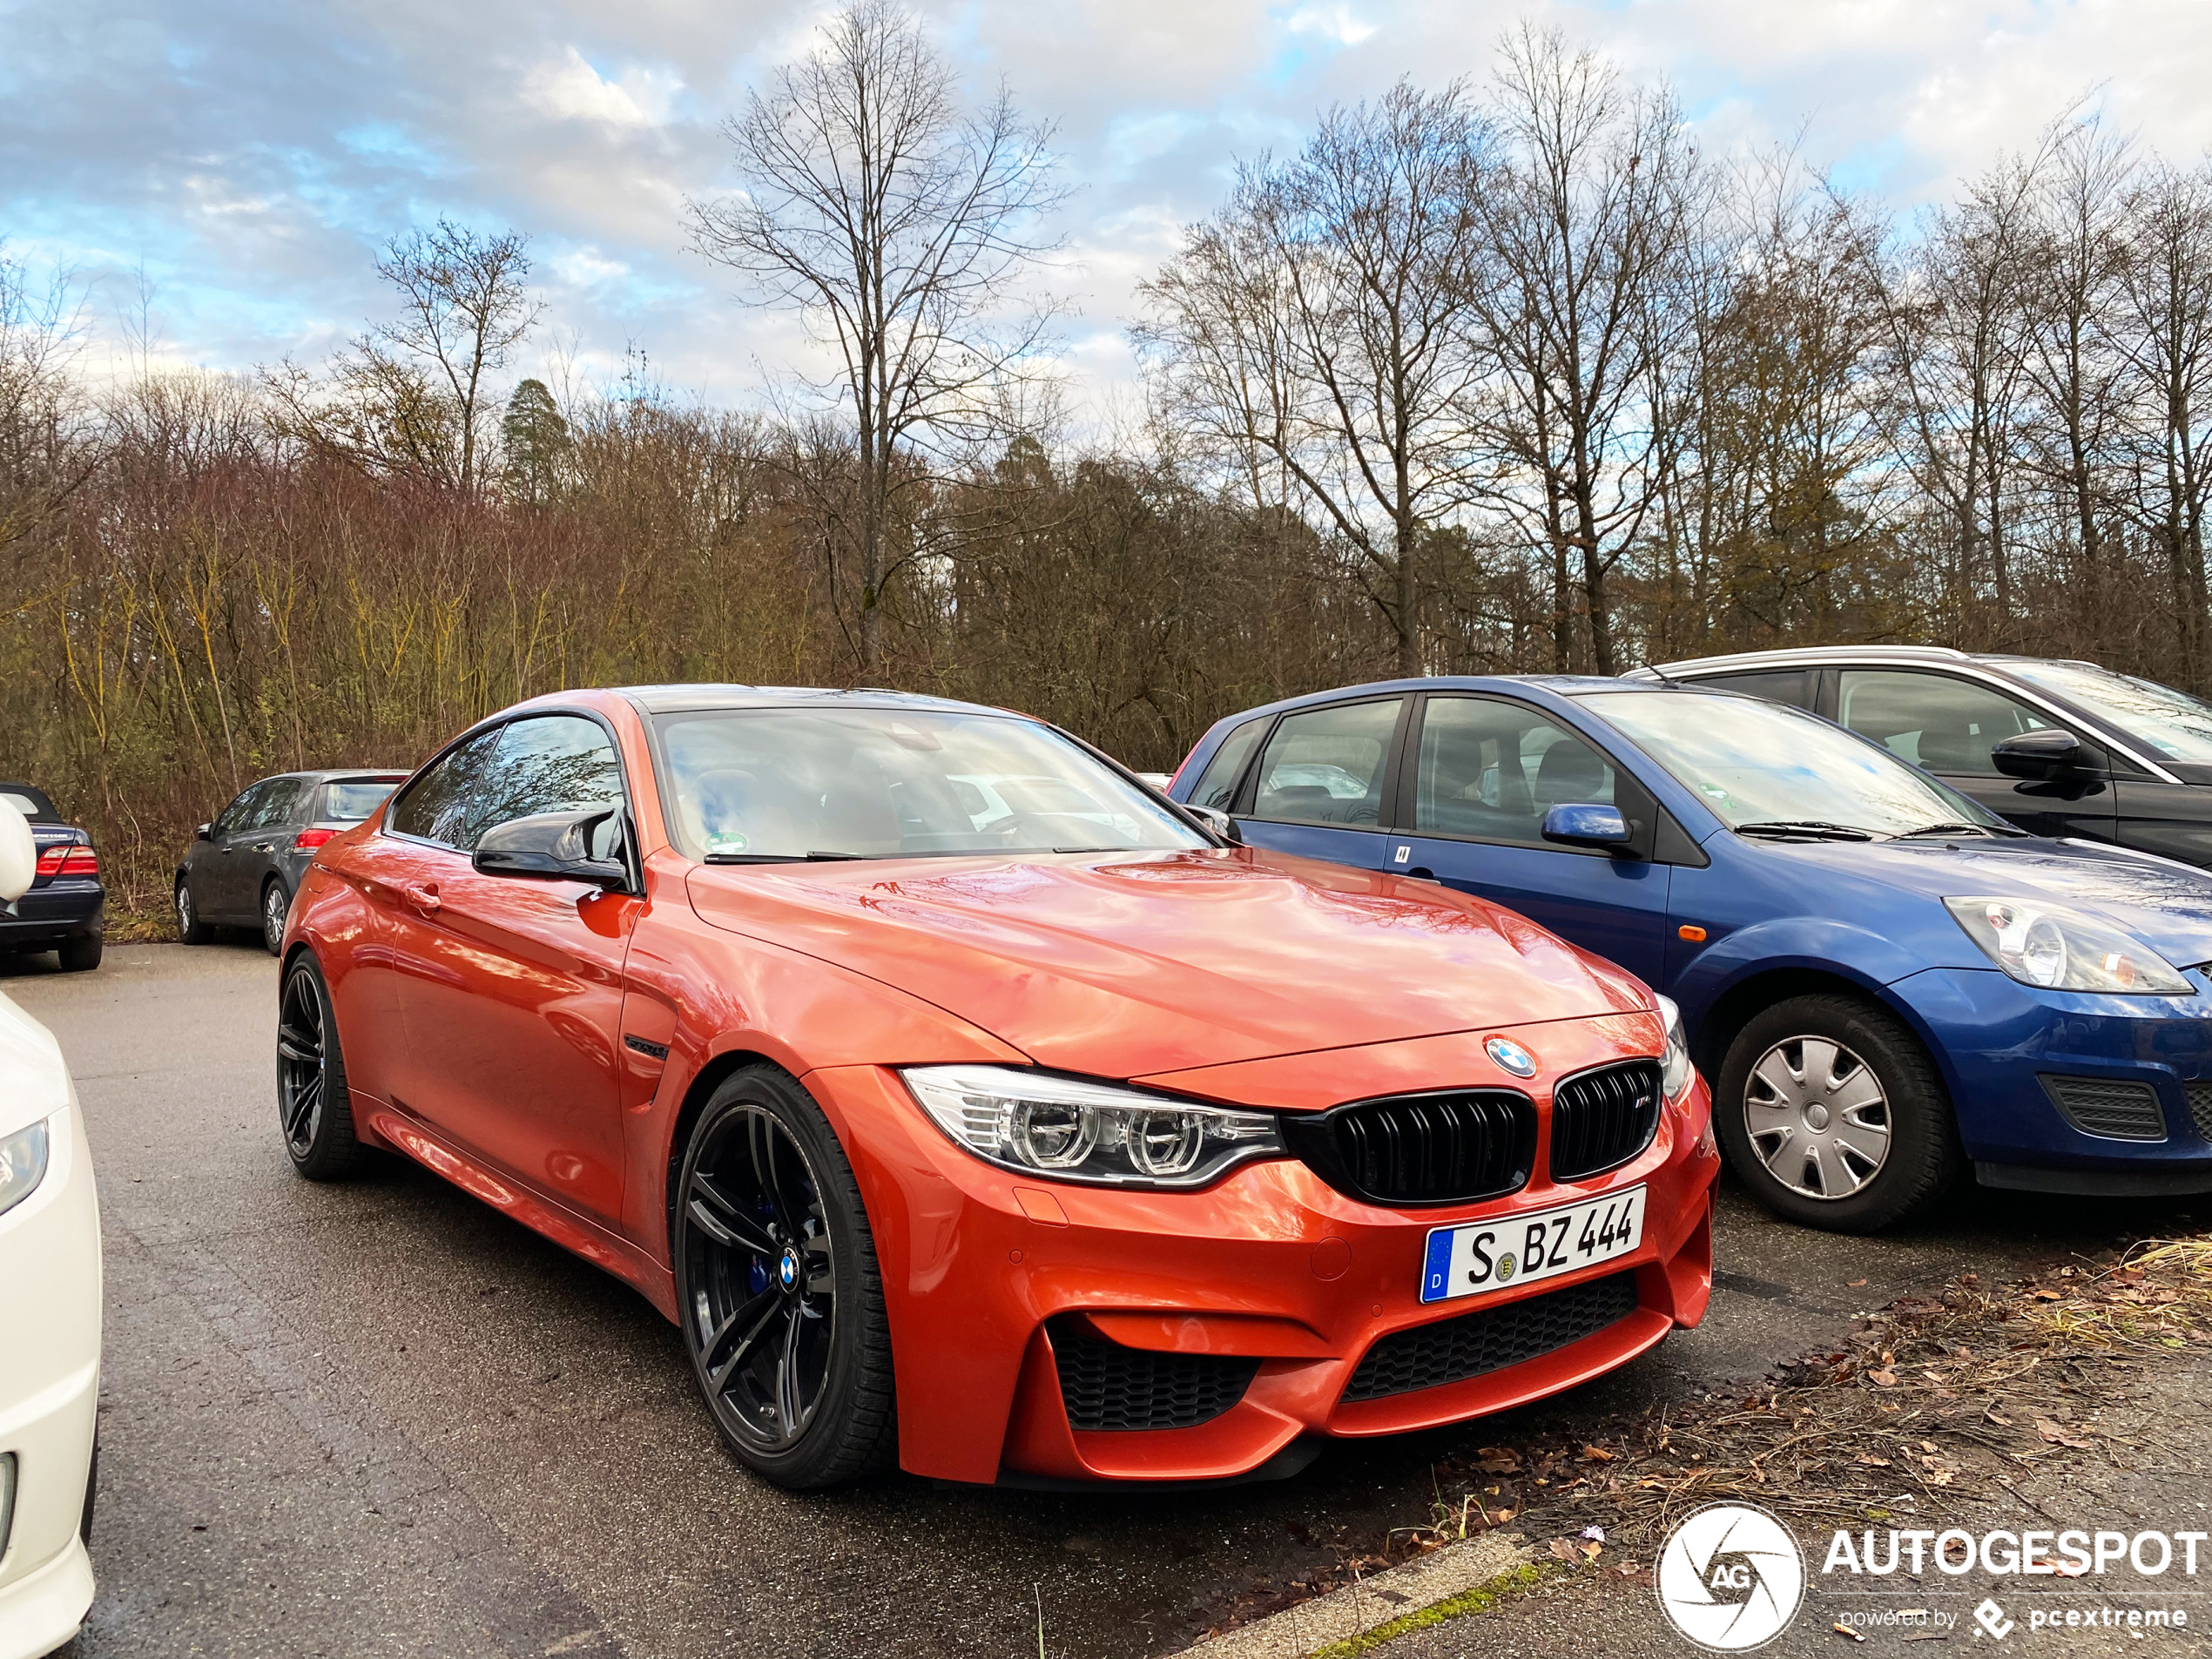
[175,771,407,953]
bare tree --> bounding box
[687,0,1064,673]
[1139,81,1493,676]
[1469,29,1709,674]
[371,220,541,494]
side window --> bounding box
[215,783,268,837]
[1838,671,2056,777]
[1251,699,1400,826]
[1691,670,1810,709]
[251,779,305,829]
[1188,716,1270,812]
[1414,698,1617,846]
[387,729,503,851]
[475,716,625,855]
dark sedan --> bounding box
[176,771,406,953]
[0,782,104,971]
[1625,646,2212,868]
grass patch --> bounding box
[1305,1562,1552,1659]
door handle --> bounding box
[1404,867,1435,881]
[253,841,274,853]
[404,881,442,914]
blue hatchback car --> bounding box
[1167,677,2212,1232]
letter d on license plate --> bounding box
[1419,1186,1644,1304]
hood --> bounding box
[0,988,73,1139]
[685,846,1649,1076]
[1772,835,2212,968]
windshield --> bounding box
[654,707,1207,861]
[323,781,399,823]
[1580,691,2006,836]
[2008,662,2212,763]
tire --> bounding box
[176,880,213,945]
[56,934,102,973]
[1714,992,1960,1234]
[276,954,361,1180]
[671,1065,896,1488]
[260,880,292,956]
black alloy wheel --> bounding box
[1714,992,1960,1234]
[176,879,212,945]
[674,1067,895,1487]
[276,955,361,1179]
[261,880,291,955]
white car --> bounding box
[0,801,99,1657]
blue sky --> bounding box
[4,0,2206,412]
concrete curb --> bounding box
[1176,1533,1533,1659]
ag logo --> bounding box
[1656,1502,1804,1651]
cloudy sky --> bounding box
[3,0,2205,415]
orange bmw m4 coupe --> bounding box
[276,686,1717,1488]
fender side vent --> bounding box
[1049,1318,1259,1432]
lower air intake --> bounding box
[1050,1319,1260,1432]
[1341,1271,1642,1403]
[2184,1082,2212,1142]
[2041,1075,2167,1143]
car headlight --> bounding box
[900,1064,1286,1190]
[1944,896,2192,995]
[0,1118,50,1219]
[1656,995,1695,1103]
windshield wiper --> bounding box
[703,850,868,864]
[1898,820,2027,839]
[1732,820,1880,842]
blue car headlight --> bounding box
[1655,995,1695,1102]
[1944,896,2192,995]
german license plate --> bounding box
[1419,1185,1645,1305]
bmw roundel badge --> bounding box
[1485,1035,1538,1078]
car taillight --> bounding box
[35,844,97,877]
[293,826,339,852]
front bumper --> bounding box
[0,882,102,950]
[0,1102,101,1659]
[1898,966,2212,1192]
[806,1023,1718,1485]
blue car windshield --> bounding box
[654,707,1206,860]
[1580,691,2006,837]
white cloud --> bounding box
[522,45,682,129]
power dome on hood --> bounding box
[685,846,1650,1076]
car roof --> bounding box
[0,781,61,820]
[613,684,1034,719]
[1208,674,1702,725]
[1624,644,2113,678]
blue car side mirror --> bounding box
[1541,802,1632,850]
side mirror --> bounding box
[195,822,213,842]
[0,800,32,909]
[1992,729,2089,781]
[1183,803,1244,845]
[473,809,629,889]
[1541,801,1633,851]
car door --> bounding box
[237,777,305,909]
[1384,695,1673,987]
[1833,669,2120,842]
[381,713,640,1229]
[204,780,273,921]
[1229,697,1406,872]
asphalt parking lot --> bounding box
[10,942,2206,1659]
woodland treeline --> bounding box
[3,17,2210,923]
